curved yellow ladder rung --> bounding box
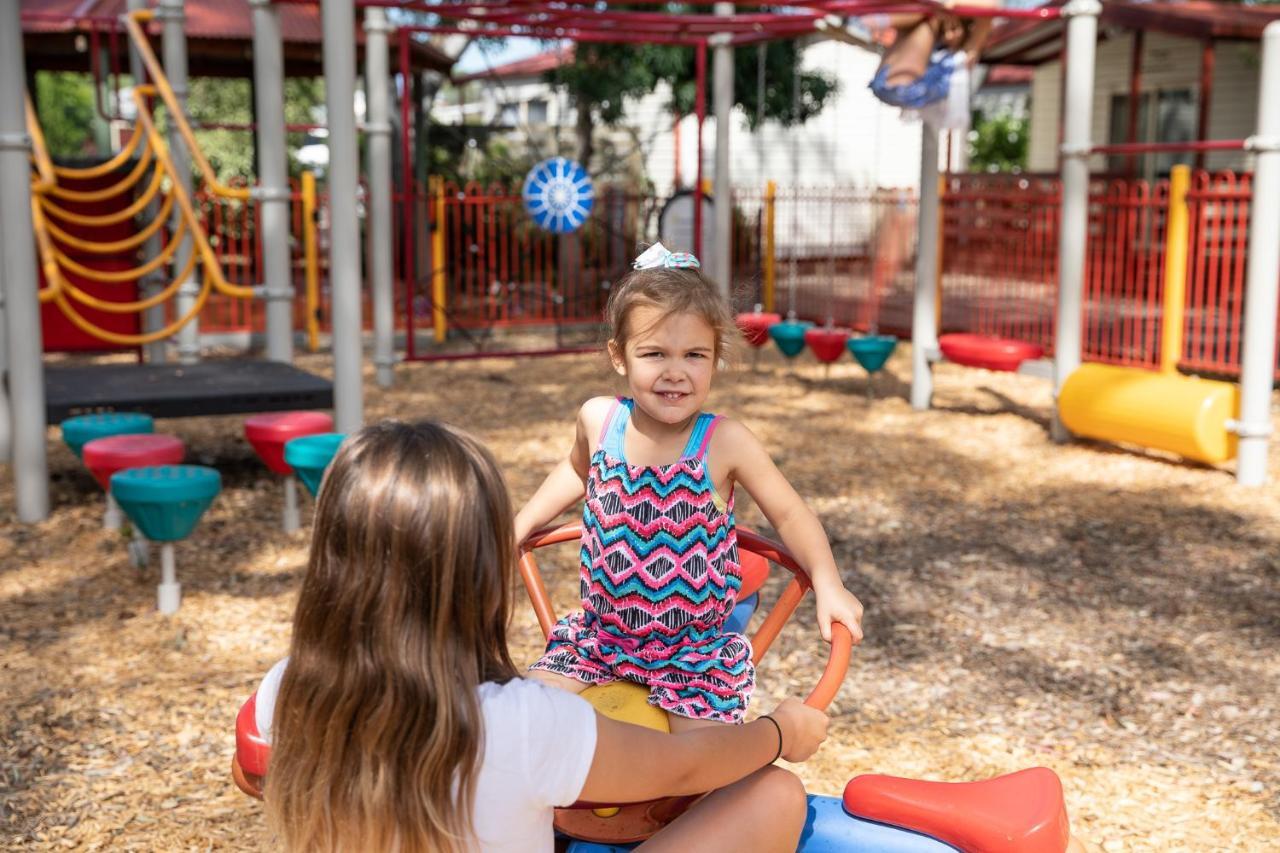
[40,163,166,228]
[49,126,147,181]
[124,12,251,202]
[52,269,214,346]
[32,201,66,304]
[47,143,154,203]
[59,248,197,313]
[45,190,174,254]
[133,96,255,300]
[53,216,187,283]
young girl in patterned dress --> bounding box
[515,244,865,732]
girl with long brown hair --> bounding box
[256,420,827,852]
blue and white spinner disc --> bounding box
[522,157,594,233]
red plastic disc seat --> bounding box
[803,327,852,364]
[244,412,334,475]
[844,767,1070,853]
[738,548,770,599]
[233,693,270,799]
[938,333,1044,372]
[82,433,186,491]
[735,311,782,348]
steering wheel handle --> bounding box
[519,522,853,711]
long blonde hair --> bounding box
[265,420,518,852]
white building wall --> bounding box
[635,39,925,194]
[1027,32,1259,174]
[441,39,931,194]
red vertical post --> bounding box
[1196,40,1215,171]
[1127,30,1144,177]
[694,40,706,258]
[400,29,417,358]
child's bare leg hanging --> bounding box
[666,713,729,734]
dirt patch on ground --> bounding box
[3,346,1278,850]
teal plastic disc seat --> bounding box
[284,433,346,497]
[769,320,814,359]
[847,335,899,374]
[110,465,222,542]
[61,412,153,459]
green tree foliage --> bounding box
[35,72,97,158]
[967,110,1028,172]
[187,77,326,183]
[545,29,836,172]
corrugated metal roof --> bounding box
[454,45,574,85]
[21,0,453,74]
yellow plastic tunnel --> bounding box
[1058,363,1240,464]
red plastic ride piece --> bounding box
[82,433,186,491]
[233,693,269,799]
[844,767,1070,853]
[804,327,852,364]
[244,412,334,475]
[738,548,770,599]
[938,333,1044,373]
[736,311,782,348]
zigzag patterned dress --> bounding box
[531,398,754,723]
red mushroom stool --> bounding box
[804,326,852,377]
[245,412,334,532]
[83,433,186,567]
[735,308,782,368]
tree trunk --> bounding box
[575,92,594,170]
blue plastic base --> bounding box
[724,593,758,635]
[562,795,956,852]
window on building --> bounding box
[527,98,548,125]
[498,102,519,126]
[1107,89,1196,178]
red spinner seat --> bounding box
[938,333,1044,373]
[844,767,1070,853]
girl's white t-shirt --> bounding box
[255,660,598,852]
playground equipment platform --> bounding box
[45,360,333,422]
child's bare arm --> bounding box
[714,420,865,643]
[513,398,610,544]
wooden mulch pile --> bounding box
[3,346,1277,851]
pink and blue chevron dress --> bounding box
[531,398,754,723]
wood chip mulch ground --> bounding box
[2,345,1278,851]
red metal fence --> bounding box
[187,169,1277,379]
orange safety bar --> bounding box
[518,523,853,710]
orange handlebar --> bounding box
[517,522,853,712]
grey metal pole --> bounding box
[159,0,200,364]
[0,1,50,521]
[1235,21,1280,486]
[1051,0,1101,441]
[910,124,940,411]
[323,0,365,431]
[712,4,733,300]
[127,0,167,363]
[365,8,395,388]
[250,0,294,363]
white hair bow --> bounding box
[632,242,701,270]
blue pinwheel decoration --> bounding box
[522,157,594,233]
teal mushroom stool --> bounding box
[284,433,347,499]
[768,319,814,361]
[847,335,899,399]
[110,465,222,614]
[60,412,154,529]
